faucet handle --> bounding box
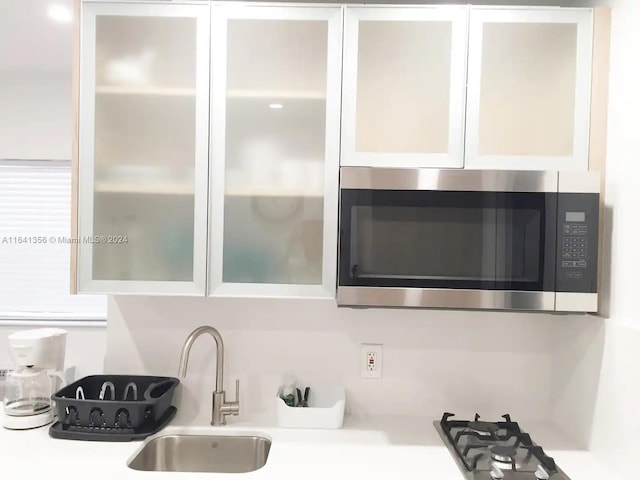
[226,379,240,417]
[232,378,240,404]
[217,379,240,423]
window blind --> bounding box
[0,161,106,319]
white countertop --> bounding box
[0,414,620,480]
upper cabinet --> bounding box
[208,5,342,298]
[74,3,602,297]
[341,6,594,171]
[465,8,593,171]
[77,3,210,294]
[341,7,469,168]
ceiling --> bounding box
[0,0,73,73]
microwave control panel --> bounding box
[561,220,588,269]
[556,193,599,293]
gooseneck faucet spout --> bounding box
[178,326,225,392]
[178,326,240,426]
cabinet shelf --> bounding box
[94,184,323,197]
[225,187,323,197]
[94,181,194,195]
[226,89,326,100]
[95,85,196,96]
[94,87,325,100]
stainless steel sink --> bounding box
[128,434,271,473]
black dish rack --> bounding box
[49,375,179,441]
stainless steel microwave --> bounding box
[337,168,600,313]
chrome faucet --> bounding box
[178,326,240,426]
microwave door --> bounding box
[338,189,557,310]
[494,198,549,287]
[345,201,499,285]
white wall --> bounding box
[551,319,640,478]
[107,296,559,426]
[550,1,640,478]
[0,70,100,379]
[0,72,72,160]
[585,0,640,475]
[0,13,98,380]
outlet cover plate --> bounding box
[361,344,383,379]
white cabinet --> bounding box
[341,6,594,172]
[341,7,468,168]
[77,3,210,294]
[208,5,342,298]
[76,2,341,298]
[465,8,593,171]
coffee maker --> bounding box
[2,328,68,429]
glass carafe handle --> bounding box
[48,371,66,394]
[48,372,67,419]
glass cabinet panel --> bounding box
[465,8,593,170]
[478,23,577,157]
[356,21,452,154]
[78,3,209,294]
[209,6,342,296]
[224,19,326,285]
[342,7,468,168]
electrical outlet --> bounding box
[361,344,382,379]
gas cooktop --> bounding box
[434,413,570,480]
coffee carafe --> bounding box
[2,328,67,429]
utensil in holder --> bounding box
[276,384,345,429]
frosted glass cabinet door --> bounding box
[465,8,593,171]
[341,7,468,168]
[77,3,210,294]
[209,6,342,297]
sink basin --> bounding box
[128,434,271,473]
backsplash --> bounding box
[106,296,559,426]
[550,316,639,478]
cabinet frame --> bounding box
[465,7,594,171]
[208,4,343,298]
[77,2,211,294]
[341,6,469,169]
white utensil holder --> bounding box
[275,384,345,429]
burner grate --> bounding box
[439,412,559,475]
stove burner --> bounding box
[468,421,499,437]
[436,413,567,479]
[491,445,517,463]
